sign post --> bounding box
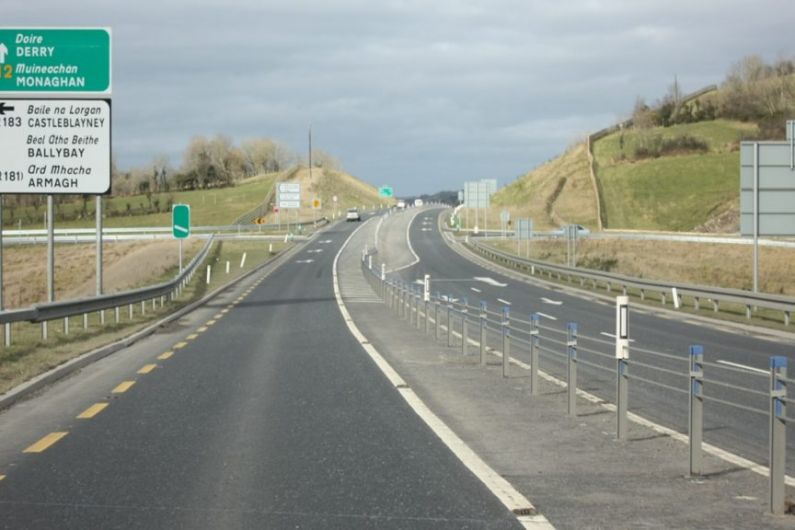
[172,204,191,273]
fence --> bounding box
[359,248,792,515]
[0,236,214,347]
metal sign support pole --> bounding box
[96,196,103,296]
[753,142,759,293]
[0,195,7,346]
[179,239,183,273]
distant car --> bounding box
[397,200,406,210]
[414,199,424,207]
[346,208,361,222]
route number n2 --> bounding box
[2,65,11,79]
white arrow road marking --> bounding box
[541,297,562,305]
[599,332,635,343]
[497,298,512,306]
[173,225,189,234]
[295,259,314,264]
[716,360,767,375]
[307,249,324,253]
[474,277,508,287]
[320,239,333,244]
[470,287,482,293]
[536,312,558,321]
[421,228,432,232]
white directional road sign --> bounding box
[277,181,301,209]
[0,99,111,194]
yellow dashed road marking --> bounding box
[213,313,223,319]
[112,381,135,394]
[24,432,68,453]
[206,320,216,326]
[77,403,108,419]
[197,326,208,333]
[0,475,5,481]
[221,309,230,314]
[186,333,198,340]
[173,341,188,349]
[158,351,174,360]
[137,364,157,375]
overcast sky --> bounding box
[7,1,795,195]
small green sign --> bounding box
[378,186,394,198]
[172,204,190,239]
[0,28,111,93]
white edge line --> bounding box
[332,220,553,529]
[497,298,512,306]
[716,360,768,375]
[536,312,558,321]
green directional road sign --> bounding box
[172,204,190,239]
[378,186,394,198]
[0,28,111,93]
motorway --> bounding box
[395,207,795,476]
[0,216,522,529]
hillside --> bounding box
[3,164,391,229]
[593,119,756,231]
[461,142,598,231]
[261,166,394,223]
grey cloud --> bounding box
[5,0,794,193]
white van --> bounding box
[397,200,406,210]
[414,199,424,207]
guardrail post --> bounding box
[688,344,704,476]
[413,287,420,327]
[447,297,453,347]
[769,356,788,515]
[396,283,402,317]
[479,301,487,366]
[461,298,468,355]
[4,323,11,347]
[141,300,146,315]
[128,304,133,320]
[502,306,511,378]
[115,306,120,324]
[64,316,69,335]
[41,321,48,341]
[567,322,578,416]
[83,313,88,328]
[531,313,540,395]
[435,294,441,341]
[425,298,431,335]
[100,309,105,325]
[416,288,423,330]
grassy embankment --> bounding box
[593,119,757,231]
[458,142,597,232]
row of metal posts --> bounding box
[371,254,790,515]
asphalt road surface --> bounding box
[0,217,522,529]
[396,207,795,475]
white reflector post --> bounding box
[615,295,629,359]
